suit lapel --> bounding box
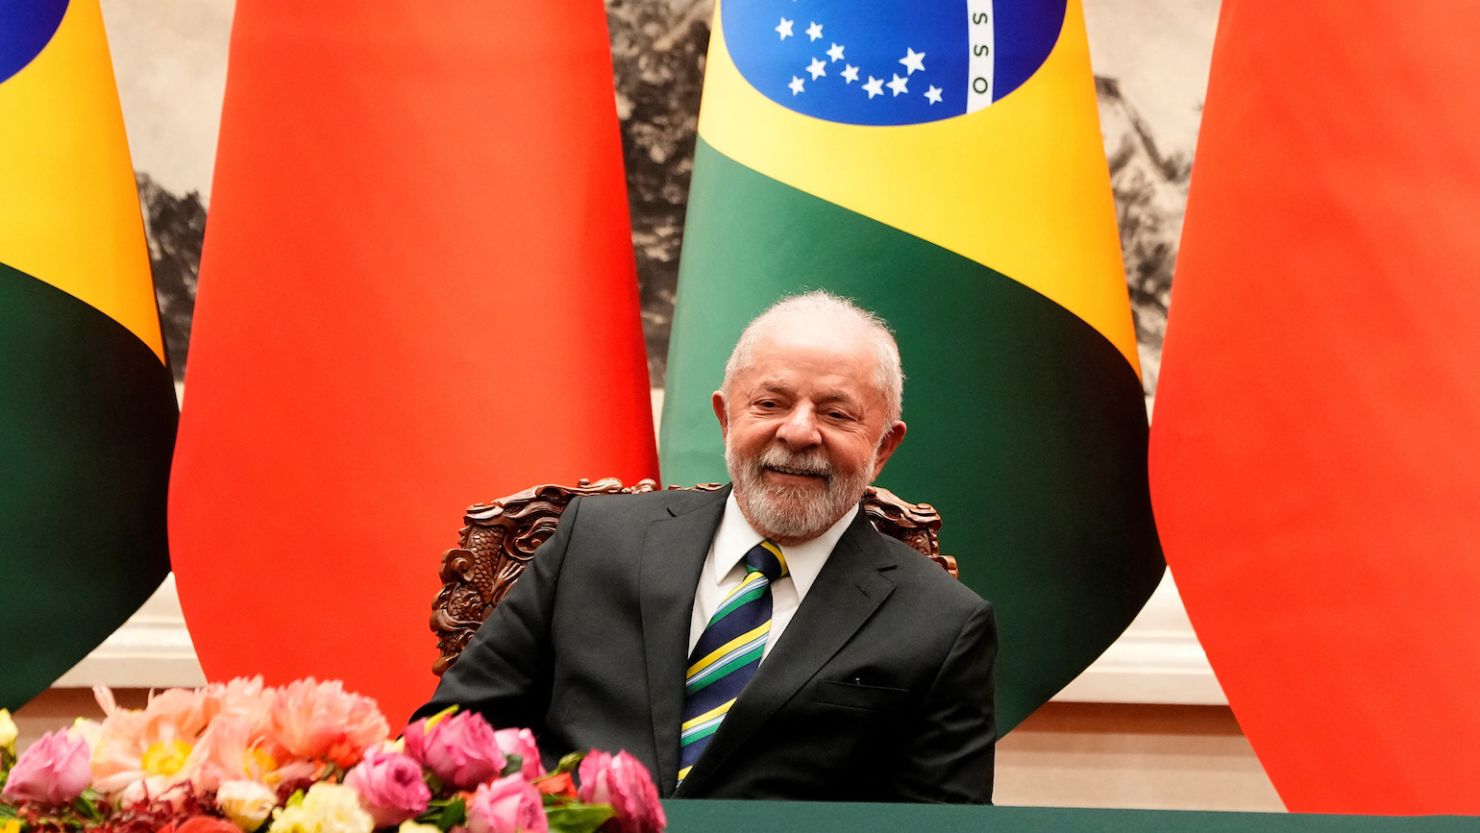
[677,510,897,794]
[639,486,728,795]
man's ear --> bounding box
[711,391,729,437]
[871,421,908,479]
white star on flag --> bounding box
[887,73,909,96]
[827,43,845,62]
[900,47,926,75]
[789,75,805,95]
[863,76,884,98]
[925,85,943,104]
[807,57,827,79]
[841,64,860,83]
[806,21,824,41]
[776,18,794,39]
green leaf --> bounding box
[501,754,524,778]
[285,789,306,808]
[553,751,586,776]
[545,803,615,833]
[436,797,467,831]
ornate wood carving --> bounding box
[431,478,955,675]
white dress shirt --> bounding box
[688,493,858,660]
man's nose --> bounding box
[775,404,822,448]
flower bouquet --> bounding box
[0,679,664,833]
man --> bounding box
[416,292,997,802]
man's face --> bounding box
[713,322,906,545]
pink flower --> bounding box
[465,775,547,833]
[270,679,389,767]
[1,730,92,804]
[343,745,431,827]
[577,751,665,833]
[403,710,505,790]
[493,728,545,780]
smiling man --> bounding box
[416,292,997,803]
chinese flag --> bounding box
[170,1,656,725]
[1150,0,1480,814]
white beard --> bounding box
[725,440,875,543]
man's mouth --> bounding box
[762,464,829,480]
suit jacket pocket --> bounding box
[813,679,909,711]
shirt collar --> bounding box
[710,491,859,600]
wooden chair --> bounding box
[429,478,957,675]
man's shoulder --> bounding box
[861,527,991,612]
[567,484,727,526]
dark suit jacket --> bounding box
[415,485,997,803]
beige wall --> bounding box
[16,691,1281,813]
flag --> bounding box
[169,1,656,724]
[0,0,176,708]
[1149,1,1480,814]
[661,0,1162,731]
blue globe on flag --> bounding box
[721,0,1066,126]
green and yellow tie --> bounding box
[677,539,788,786]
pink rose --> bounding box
[1,730,92,804]
[577,751,665,833]
[466,775,547,833]
[493,728,545,780]
[344,745,432,827]
[404,710,505,790]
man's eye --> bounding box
[755,400,780,410]
[826,410,853,421]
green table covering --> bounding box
[663,800,1476,832]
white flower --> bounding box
[0,709,16,750]
[397,823,440,833]
[269,783,374,833]
[218,779,279,831]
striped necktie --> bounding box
[677,539,788,787]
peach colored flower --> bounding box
[88,686,207,798]
[184,713,314,792]
[2,729,91,804]
[270,680,389,768]
[202,677,277,738]
[577,751,664,833]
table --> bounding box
[663,800,1476,832]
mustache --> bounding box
[754,446,833,480]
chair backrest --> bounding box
[429,478,957,675]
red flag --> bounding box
[170,1,656,725]
[1150,1,1480,814]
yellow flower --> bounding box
[140,739,193,776]
[0,708,17,750]
[217,779,279,832]
[1,818,21,833]
[269,783,372,833]
[396,823,439,833]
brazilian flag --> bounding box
[0,0,176,708]
[662,0,1162,731]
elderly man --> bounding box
[416,292,997,802]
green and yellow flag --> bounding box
[662,0,1162,730]
[0,0,176,708]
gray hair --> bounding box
[721,291,904,424]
